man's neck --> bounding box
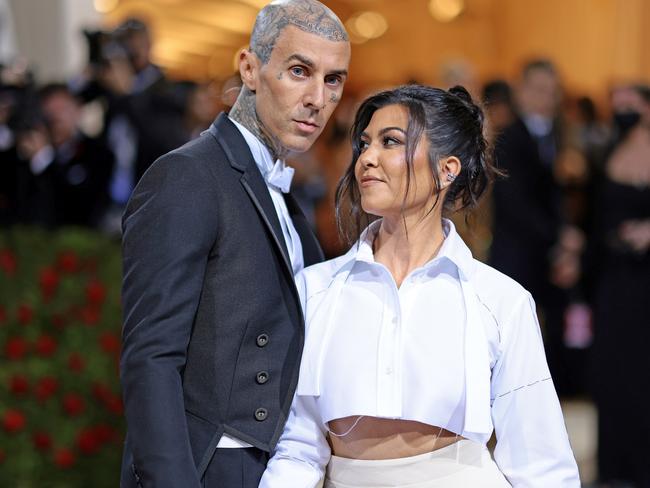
[229,87,286,160]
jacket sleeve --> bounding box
[259,393,330,488]
[120,152,219,488]
[491,292,581,487]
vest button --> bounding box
[254,408,268,421]
[256,334,269,347]
[256,371,269,384]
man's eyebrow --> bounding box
[285,54,314,68]
[285,54,348,77]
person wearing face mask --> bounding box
[586,84,650,488]
[260,85,579,488]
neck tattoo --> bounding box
[229,86,287,160]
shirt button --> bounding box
[256,334,269,347]
[385,367,393,375]
[254,408,268,421]
[256,371,269,384]
[391,316,398,325]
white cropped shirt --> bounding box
[260,219,580,488]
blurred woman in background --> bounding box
[589,84,650,488]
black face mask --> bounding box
[613,111,641,135]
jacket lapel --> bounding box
[283,193,325,266]
[207,114,293,276]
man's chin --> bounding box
[282,135,319,154]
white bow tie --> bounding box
[265,159,295,193]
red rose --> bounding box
[100,332,120,354]
[80,306,100,326]
[39,267,60,301]
[77,427,100,455]
[35,376,59,402]
[17,304,33,325]
[57,251,78,273]
[105,394,124,416]
[53,448,75,468]
[0,249,17,275]
[63,393,85,416]
[51,313,66,329]
[92,424,114,444]
[92,382,111,403]
[86,280,106,305]
[2,409,26,433]
[35,334,58,357]
[9,374,29,395]
[5,337,28,360]
[32,431,52,451]
[67,353,85,373]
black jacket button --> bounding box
[256,371,269,384]
[255,408,268,421]
[256,334,269,347]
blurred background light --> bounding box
[429,0,464,22]
[345,11,388,44]
[93,0,119,14]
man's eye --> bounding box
[325,76,341,87]
[291,67,306,77]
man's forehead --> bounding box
[271,25,350,65]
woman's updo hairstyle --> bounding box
[335,83,499,245]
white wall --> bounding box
[8,0,102,82]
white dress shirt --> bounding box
[216,118,304,449]
[260,219,580,487]
[230,117,304,275]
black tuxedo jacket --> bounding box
[120,113,323,487]
[490,117,563,297]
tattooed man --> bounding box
[119,2,350,486]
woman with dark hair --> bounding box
[260,85,579,488]
[589,84,650,487]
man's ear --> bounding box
[239,49,259,93]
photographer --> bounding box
[77,18,187,232]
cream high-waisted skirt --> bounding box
[323,440,511,488]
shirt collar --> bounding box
[348,218,475,280]
[229,116,277,177]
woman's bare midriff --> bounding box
[327,416,463,460]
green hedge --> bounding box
[0,227,124,487]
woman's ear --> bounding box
[439,156,462,187]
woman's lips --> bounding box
[359,176,384,187]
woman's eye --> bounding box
[291,66,306,77]
[383,136,402,146]
[359,140,369,151]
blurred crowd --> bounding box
[1,17,650,488]
[0,19,226,234]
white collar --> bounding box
[347,218,475,280]
[229,116,276,177]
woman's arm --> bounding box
[490,292,581,487]
[259,393,330,488]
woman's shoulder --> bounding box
[471,259,533,321]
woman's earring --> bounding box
[446,173,457,182]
